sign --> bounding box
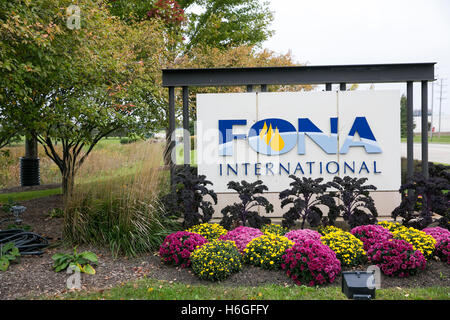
[196,91,400,192]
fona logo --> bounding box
[218,117,382,156]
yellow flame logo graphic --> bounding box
[259,121,285,151]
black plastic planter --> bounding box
[342,271,376,300]
[20,157,40,186]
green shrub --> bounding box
[190,240,242,281]
[0,242,20,271]
[120,137,138,144]
[52,247,98,274]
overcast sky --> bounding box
[261,0,450,116]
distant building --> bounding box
[413,114,450,134]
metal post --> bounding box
[261,84,267,92]
[168,86,176,185]
[182,86,190,167]
[246,85,253,92]
[325,83,332,91]
[340,83,346,91]
[406,81,414,181]
[421,81,429,178]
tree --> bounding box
[106,0,274,54]
[400,94,415,137]
[0,0,167,197]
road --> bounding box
[400,143,450,164]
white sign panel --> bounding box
[196,91,400,192]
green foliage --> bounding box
[52,247,98,274]
[1,197,17,213]
[0,242,20,271]
[47,208,64,219]
[182,0,274,52]
[120,137,139,145]
[106,0,273,53]
[400,94,415,137]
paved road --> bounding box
[400,143,450,164]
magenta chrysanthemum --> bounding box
[159,231,208,268]
[219,226,263,253]
[351,224,393,251]
[285,229,321,246]
[281,239,341,286]
[367,239,426,277]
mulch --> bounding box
[0,195,449,300]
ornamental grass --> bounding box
[243,234,294,270]
[320,230,366,267]
[186,223,228,241]
[190,240,242,281]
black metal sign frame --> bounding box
[162,62,436,184]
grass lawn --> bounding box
[0,187,62,203]
[50,278,449,300]
[175,144,197,165]
[401,135,450,144]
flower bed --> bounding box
[243,234,294,270]
[219,226,263,254]
[350,225,393,251]
[190,240,242,281]
[281,239,341,286]
[158,221,447,283]
[159,231,208,268]
[186,223,228,241]
[367,239,426,277]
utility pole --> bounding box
[430,80,434,140]
[437,78,447,139]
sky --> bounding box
[261,0,450,116]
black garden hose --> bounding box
[0,229,49,255]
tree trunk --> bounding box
[25,136,38,158]
[61,167,75,203]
